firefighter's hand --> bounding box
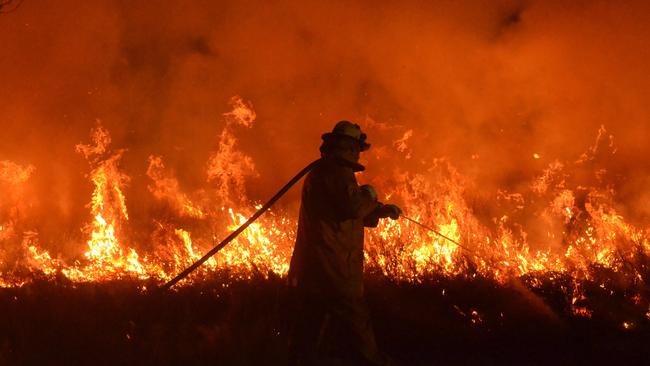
[382,204,402,220]
[360,185,378,201]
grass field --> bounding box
[0,272,647,366]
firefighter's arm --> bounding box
[363,202,402,227]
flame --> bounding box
[0,99,648,325]
[0,161,35,185]
[147,156,205,219]
[206,96,258,205]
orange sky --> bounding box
[1,0,650,246]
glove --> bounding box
[360,184,378,201]
[382,204,402,220]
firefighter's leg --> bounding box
[288,293,330,366]
[328,296,392,366]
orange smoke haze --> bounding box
[1,0,650,268]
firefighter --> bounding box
[288,121,401,366]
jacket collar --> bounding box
[324,156,366,172]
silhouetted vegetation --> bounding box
[0,269,648,365]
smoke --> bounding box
[1,0,650,251]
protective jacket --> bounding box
[288,156,381,300]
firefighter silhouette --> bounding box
[288,121,401,366]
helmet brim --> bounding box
[321,132,371,151]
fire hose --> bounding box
[162,159,471,290]
[400,216,474,253]
[162,159,321,290]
